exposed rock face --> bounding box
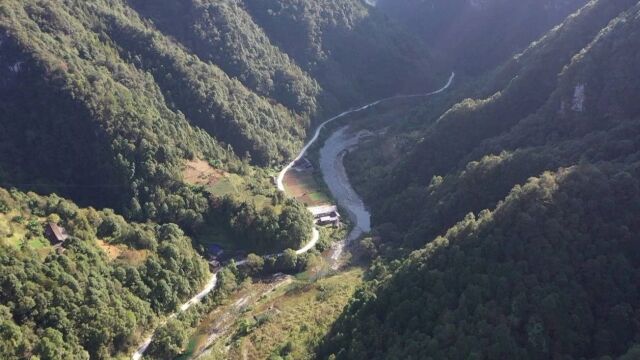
[0,37,25,87]
[8,61,22,73]
[572,84,586,112]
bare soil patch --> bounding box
[96,239,123,260]
[283,170,331,207]
[96,239,149,265]
[183,159,227,186]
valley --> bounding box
[2,1,640,359]
[132,73,455,360]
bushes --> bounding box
[208,196,312,254]
[0,188,209,359]
[147,319,189,360]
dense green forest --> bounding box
[322,164,640,359]
[349,0,640,250]
[0,0,440,221]
[241,0,440,104]
[322,0,640,358]
[0,188,209,359]
[127,0,321,116]
[2,0,640,359]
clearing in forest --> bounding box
[283,169,331,207]
[183,159,227,187]
[96,239,149,265]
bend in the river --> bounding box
[278,72,455,240]
[276,72,455,192]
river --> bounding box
[132,72,454,359]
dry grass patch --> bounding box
[183,159,227,186]
[116,248,150,266]
[283,171,331,207]
[201,269,363,360]
[96,240,149,265]
[96,239,123,260]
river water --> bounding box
[319,127,371,243]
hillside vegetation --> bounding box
[242,0,439,105]
[352,0,640,249]
[321,1,640,358]
[0,0,440,225]
[377,0,588,74]
[2,0,640,359]
[0,188,209,359]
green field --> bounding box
[198,268,363,360]
[26,237,49,249]
[0,211,53,256]
[0,211,28,247]
[284,170,332,207]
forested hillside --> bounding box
[321,1,640,358]
[0,2,437,357]
[0,0,438,231]
[0,188,209,359]
[241,0,439,104]
[127,0,321,116]
[3,0,640,359]
[354,0,639,249]
[377,0,588,74]
[322,164,640,359]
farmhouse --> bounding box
[44,222,69,246]
[308,205,341,227]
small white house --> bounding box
[308,205,341,226]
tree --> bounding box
[277,249,298,273]
[147,319,188,360]
[35,328,88,360]
[277,201,312,250]
[245,253,265,275]
[0,318,24,359]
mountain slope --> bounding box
[321,1,640,358]
[0,0,442,226]
[321,164,640,359]
[127,0,321,116]
[242,0,440,105]
[0,0,235,217]
[0,188,209,359]
[355,0,639,247]
[377,0,588,74]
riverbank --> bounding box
[132,72,455,360]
